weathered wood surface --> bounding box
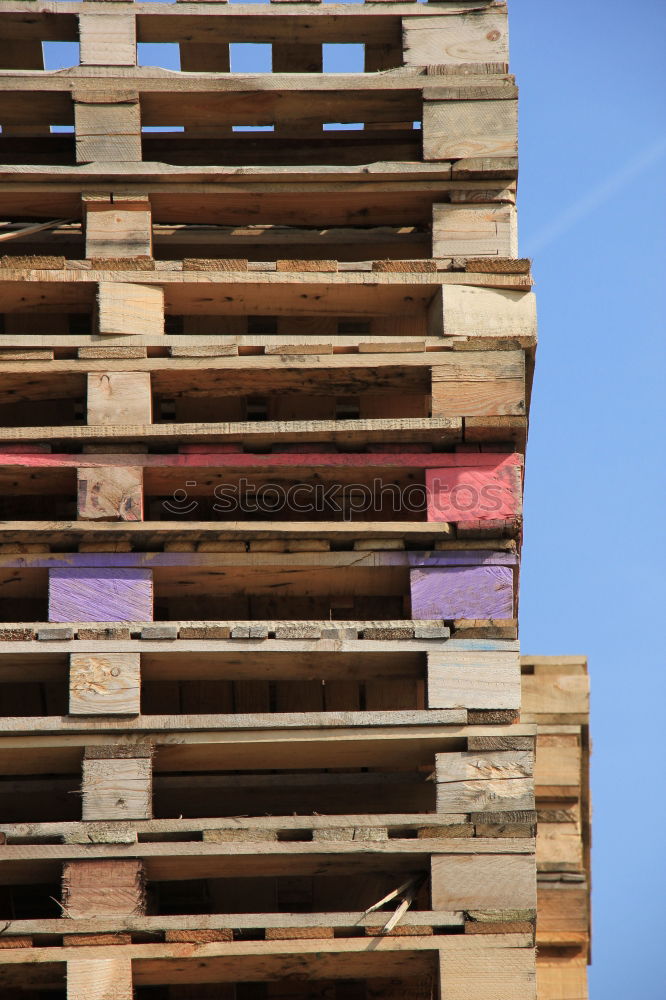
[67,955,134,1000]
[82,756,152,821]
[69,652,141,715]
[77,465,143,521]
[87,371,152,425]
[427,649,520,710]
[62,859,145,919]
[48,567,153,623]
[432,203,517,258]
[431,852,536,910]
[403,9,508,67]
[96,281,164,337]
[411,565,515,620]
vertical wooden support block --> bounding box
[427,285,537,342]
[434,749,534,813]
[84,195,152,259]
[409,557,516,620]
[62,859,146,918]
[430,351,526,417]
[431,852,536,910]
[79,6,137,66]
[87,373,152,425]
[425,457,521,523]
[82,747,152,820]
[402,9,508,67]
[77,466,144,521]
[74,93,142,163]
[432,204,518,259]
[49,567,153,623]
[426,649,521,711]
[437,945,536,1000]
[70,653,141,715]
[67,956,134,1000]
[423,99,517,161]
[96,282,164,336]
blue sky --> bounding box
[42,1,666,994]
[510,1,666,996]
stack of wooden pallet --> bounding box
[0,2,588,997]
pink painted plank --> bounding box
[410,566,514,620]
[48,568,153,623]
[0,452,522,471]
[426,460,521,522]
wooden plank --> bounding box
[77,466,143,521]
[48,567,153,623]
[79,10,137,67]
[410,565,515,620]
[67,956,134,1000]
[69,652,141,715]
[427,649,520,710]
[96,282,164,336]
[62,859,146,919]
[423,98,517,161]
[87,372,152,425]
[74,97,142,163]
[84,195,152,259]
[82,756,152,821]
[431,853,536,910]
[402,10,508,67]
[432,203,517,258]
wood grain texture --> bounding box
[424,98,518,161]
[82,757,152,821]
[87,372,152,425]
[67,956,134,1000]
[403,10,508,67]
[427,649,520,710]
[96,281,164,337]
[431,853,536,910]
[74,99,142,163]
[49,567,153,623]
[410,565,514,620]
[77,466,143,521]
[431,350,525,418]
[79,11,137,67]
[69,652,141,716]
[84,197,152,259]
[62,859,145,919]
[438,943,536,1000]
[433,203,517,258]
[426,457,521,522]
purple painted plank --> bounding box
[48,568,153,623]
[410,566,514,620]
[407,551,517,567]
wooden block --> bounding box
[427,649,521,710]
[426,456,521,523]
[266,928,334,941]
[182,258,248,271]
[410,566,515,620]
[67,956,133,1000]
[87,372,152,425]
[84,195,152,258]
[467,258,531,274]
[433,204,518,258]
[79,10,136,66]
[423,99,518,161]
[77,466,143,521]
[74,97,142,163]
[372,260,436,272]
[439,945,536,1000]
[69,652,141,716]
[431,854,536,910]
[431,352,526,418]
[96,281,164,336]
[64,934,132,947]
[62,859,145,918]
[79,346,148,359]
[403,10,508,67]
[536,962,587,1000]
[82,756,152,821]
[165,929,233,943]
[49,567,153,623]
[276,259,338,272]
[436,751,534,813]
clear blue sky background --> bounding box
[43,1,666,994]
